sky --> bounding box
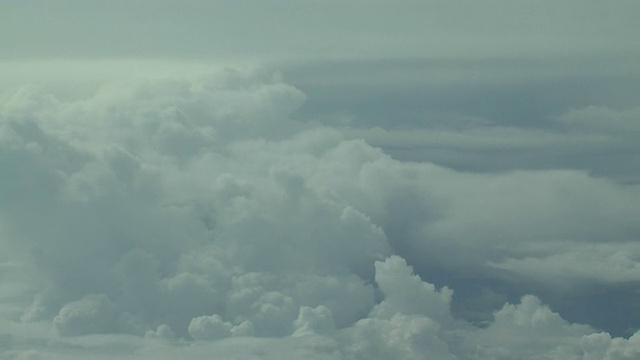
[1,1,639,359]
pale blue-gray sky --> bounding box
[1,0,639,61]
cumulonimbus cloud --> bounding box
[0,66,638,359]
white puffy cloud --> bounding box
[342,314,455,360]
[188,314,233,340]
[458,296,640,360]
[293,306,335,337]
[0,64,638,359]
[581,331,640,360]
[292,274,375,329]
[462,295,593,357]
[53,295,118,336]
[370,256,453,325]
[144,324,175,340]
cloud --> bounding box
[292,305,335,337]
[556,106,640,136]
[341,314,455,360]
[0,65,638,359]
[53,294,118,336]
[370,256,453,324]
[340,105,640,180]
[279,56,640,184]
[188,314,235,340]
[489,242,640,285]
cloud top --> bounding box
[0,65,638,359]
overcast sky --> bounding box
[1,1,639,359]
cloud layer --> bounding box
[0,66,638,359]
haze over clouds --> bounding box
[1,1,639,359]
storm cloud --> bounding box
[1,1,639,359]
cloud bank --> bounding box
[0,66,638,359]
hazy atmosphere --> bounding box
[1,1,639,359]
